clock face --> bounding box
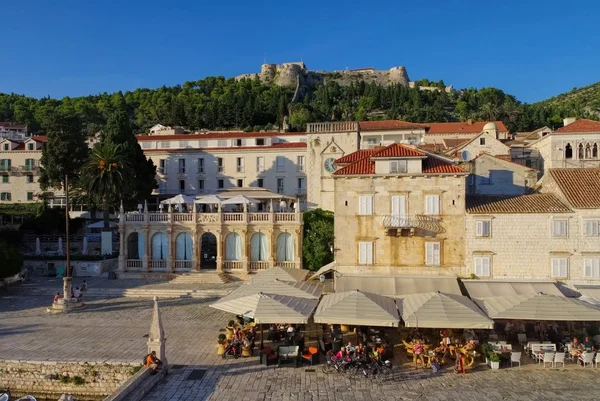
[324,158,337,173]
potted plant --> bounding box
[480,343,492,364]
[487,351,500,370]
[217,334,227,356]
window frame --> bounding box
[425,242,441,266]
[26,191,34,201]
[217,157,224,173]
[552,219,569,238]
[474,255,491,277]
[358,241,374,265]
[237,179,243,188]
[584,220,600,237]
[297,155,305,172]
[584,257,600,278]
[475,220,491,237]
[197,158,204,173]
[178,158,186,174]
[256,156,264,172]
[551,257,569,278]
[257,178,264,188]
[424,194,440,215]
[179,179,185,191]
[217,179,224,189]
[236,157,244,173]
[276,178,285,194]
[389,160,407,173]
[276,156,285,172]
[358,195,374,216]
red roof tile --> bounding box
[30,136,47,142]
[0,122,27,129]
[335,148,383,165]
[143,142,306,153]
[554,119,600,133]
[426,121,508,135]
[548,168,600,208]
[333,143,467,176]
[466,194,572,214]
[443,138,469,149]
[359,120,429,131]
[136,131,305,141]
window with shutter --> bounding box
[358,242,373,265]
[425,195,440,215]
[476,221,490,237]
[551,258,568,278]
[584,221,600,237]
[584,258,600,278]
[474,256,491,277]
[552,220,568,237]
[358,195,373,215]
[425,242,441,266]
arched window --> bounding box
[276,232,295,262]
[578,143,584,159]
[175,232,193,261]
[151,232,168,260]
[585,143,592,159]
[250,233,269,261]
[565,143,573,159]
[225,233,242,260]
[127,232,144,260]
[593,143,598,159]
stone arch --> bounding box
[127,232,144,260]
[578,143,584,159]
[565,143,573,159]
[585,143,592,159]
[276,232,295,261]
[593,143,598,159]
[175,232,193,261]
[225,232,242,261]
[151,232,168,260]
[250,232,269,261]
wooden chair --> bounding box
[225,327,234,340]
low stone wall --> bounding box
[24,258,118,277]
[0,360,141,400]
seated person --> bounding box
[53,292,63,303]
[145,351,163,373]
[72,287,82,302]
[80,280,88,291]
[464,340,476,351]
[434,342,449,361]
[570,337,583,358]
[583,336,595,351]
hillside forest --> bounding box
[0,76,599,135]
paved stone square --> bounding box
[2,289,600,401]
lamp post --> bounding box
[62,174,72,302]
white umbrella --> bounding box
[195,195,224,204]
[160,194,195,205]
[35,237,41,256]
[221,195,261,205]
[82,237,89,255]
[57,237,64,256]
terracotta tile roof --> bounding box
[426,121,508,135]
[0,122,27,129]
[13,144,25,150]
[549,168,600,208]
[417,143,445,153]
[143,142,307,153]
[443,138,470,149]
[335,148,383,165]
[466,194,572,214]
[493,154,513,162]
[30,136,47,142]
[136,131,306,141]
[473,153,536,170]
[333,143,467,176]
[359,120,428,131]
[371,143,426,158]
[554,119,600,133]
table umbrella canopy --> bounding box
[160,194,195,204]
[221,195,261,205]
[210,292,318,324]
[397,292,494,329]
[313,290,399,327]
[213,279,322,309]
[252,267,309,282]
[473,293,600,321]
[195,194,224,204]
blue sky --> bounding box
[2,0,598,103]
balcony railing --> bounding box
[149,213,169,222]
[174,260,193,270]
[20,165,38,173]
[149,260,167,269]
[249,261,270,271]
[223,261,243,271]
[173,213,194,222]
[274,261,296,269]
[0,166,12,173]
[248,213,271,222]
[122,211,302,224]
[126,259,143,270]
[381,214,444,233]
[222,213,244,222]
[275,213,296,223]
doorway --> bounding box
[200,232,217,269]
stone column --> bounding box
[167,228,174,272]
[193,229,201,271]
[268,229,276,269]
[118,227,126,271]
[216,230,223,272]
[144,227,151,271]
[242,229,249,273]
[147,296,168,368]
[294,228,302,269]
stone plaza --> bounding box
[1,280,600,401]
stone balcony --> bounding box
[381,214,445,234]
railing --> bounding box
[274,261,296,269]
[126,259,143,270]
[0,166,13,173]
[174,260,193,270]
[125,214,145,222]
[173,213,194,222]
[249,261,270,271]
[275,213,297,223]
[248,213,271,222]
[149,213,169,222]
[306,121,359,133]
[20,165,38,173]
[223,213,244,222]
[197,213,220,223]
[149,260,168,270]
[223,261,243,271]
[381,214,445,233]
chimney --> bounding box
[563,117,576,127]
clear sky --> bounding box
[2,0,598,103]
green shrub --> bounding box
[129,365,143,376]
[0,239,23,279]
[73,376,85,385]
[487,351,500,362]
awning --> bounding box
[575,285,600,302]
[215,279,322,305]
[307,262,337,281]
[397,292,494,329]
[210,292,318,324]
[462,280,564,298]
[335,275,461,296]
[473,293,600,321]
[313,290,399,327]
[216,188,295,200]
[252,267,309,282]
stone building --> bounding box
[118,189,303,273]
[424,121,510,143]
[331,143,468,276]
[463,154,538,196]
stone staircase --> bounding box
[168,271,228,285]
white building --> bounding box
[463,153,538,196]
[0,122,28,141]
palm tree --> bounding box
[79,141,134,230]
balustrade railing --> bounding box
[125,214,145,222]
[222,213,244,222]
[124,211,300,225]
[381,214,444,233]
[149,213,169,222]
[248,213,271,222]
[174,260,193,270]
[149,260,167,270]
[249,261,270,271]
[274,213,297,223]
[274,261,296,269]
[173,213,194,222]
[126,259,143,270]
[223,261,243,271]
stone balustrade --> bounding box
[124,211,302,224]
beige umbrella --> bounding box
[252,267,309,282]
[473,293,600,321]
[314,289,399,327]
[214,279,322,305]
[397,291,494,329]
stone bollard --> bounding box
[147,296,168,368]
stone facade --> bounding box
[333,174,467,276]
[449,132,510,161]
[0,360,138,400]
[463,154,537,196]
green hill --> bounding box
[533,81,600,119]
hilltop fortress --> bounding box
[235,62,453,93]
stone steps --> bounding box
[4,286,231,299]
